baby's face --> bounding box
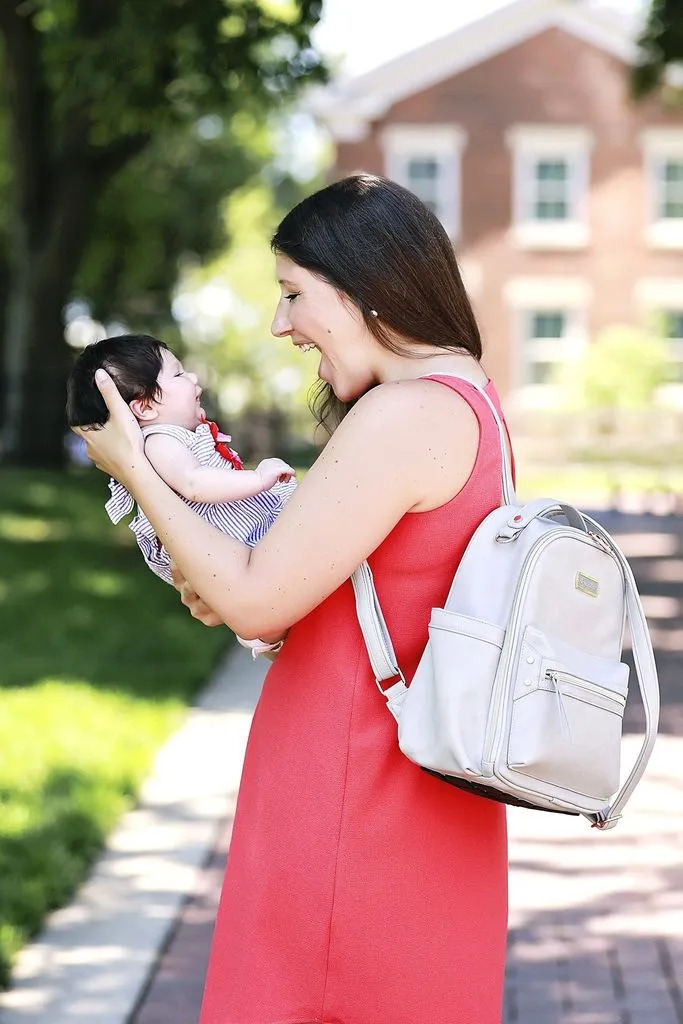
[151,351,204,429]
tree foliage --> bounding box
[76,112,270,331]
[632,0,683,98]
[0,0,325,466]
[175,178,321,443]
[556,325,670,412]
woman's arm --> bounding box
[76,371,478,639]
[144,434,293,503]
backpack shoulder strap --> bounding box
[581,515,660,830]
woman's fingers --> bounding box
[175,578,223,626]
[68,371,144,481]
[179,581,197,609]
[170,564,223,626]
[94,369,130,418]
[170,564,186,591]
[186,594,223,627]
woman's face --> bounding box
[271,255,380,402]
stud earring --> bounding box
[370,309,378,317]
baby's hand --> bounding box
[255,458,296,490]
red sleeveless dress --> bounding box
[200,377,509,1024]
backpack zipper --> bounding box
[545,670,626,708]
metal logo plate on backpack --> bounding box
[575,572,599,598]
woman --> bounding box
[76,174,509,1024]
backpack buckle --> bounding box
[495,531,518,543]
[591,813,622,830]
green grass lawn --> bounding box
[0,468,229,988]
[516,462,683,503]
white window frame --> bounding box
[506,125,593,250]
[505,277,590,405]
[380,124,467,239]
[664,311,683,377]
[635,278,683,397]
[640,129,683,250]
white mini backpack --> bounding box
[351,378,659,830]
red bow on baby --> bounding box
[201,417,244,471]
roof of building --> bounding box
[311,0,638,140]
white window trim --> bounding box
[380,124,467,239]
[640,128,683,250]
[505,277,589,405]
[634,277,683,309]
[506,125,593,250]
[635,277,683,400]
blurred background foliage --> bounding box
[0,0,326,466]
[555,324,671,413]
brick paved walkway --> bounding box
[133,512,683,1024]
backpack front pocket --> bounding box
[409,610,505,776]
[506,627,629,802]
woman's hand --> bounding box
[71,369,146,486]
[170,565,225,627]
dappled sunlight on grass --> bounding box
[0,469,137,545]
[0,468,230,986]
[70,568,131,599]
[0,514,69,543]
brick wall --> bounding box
[331,28,683,397]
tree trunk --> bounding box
[0,258,8,435]
[1,165,105,467]
[2,257,73,467]
[0,3,150,467]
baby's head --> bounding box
[67,333,203,430]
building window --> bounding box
[634,279,683,392]
[664,310,683,381]
[641,129,683,248]
[405,157,440,213]
[658,160,683,220]
[504,277,590,401]
[533,160,570,220]
[506,125,593,249]
[523,310,568,385]
[380,124,467,239]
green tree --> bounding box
[76,109,274,335]
[0,0,324,467]
[556,324,670,422]
[175,177,322,456]
[632,0,683,98]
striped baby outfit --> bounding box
[105,421,296,585]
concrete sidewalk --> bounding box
[2,511,682,1024]
[504,734,683,1023]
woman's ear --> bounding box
[129,397,158,422]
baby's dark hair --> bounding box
[66,333,169,427]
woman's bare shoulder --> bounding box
[323,377,479,510]
[341,376,478,446]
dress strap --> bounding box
[419,374,516,505]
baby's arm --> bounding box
[145,434,294,503]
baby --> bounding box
[66,333,296,656]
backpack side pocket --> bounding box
[400,610,505,777]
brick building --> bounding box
[312,0,683,407]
